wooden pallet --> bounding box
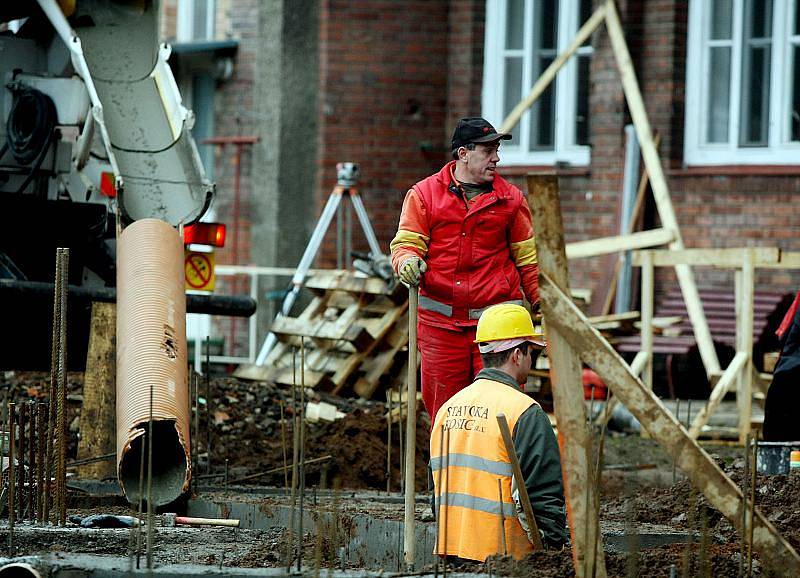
[239,270,409,397]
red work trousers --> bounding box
[417,322,483,422]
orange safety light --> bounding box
[184,222,226,247]
[100,172,117,198]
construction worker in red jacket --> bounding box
[390,117,539,420]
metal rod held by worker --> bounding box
[496,413,544,550]
[403,286,419,569]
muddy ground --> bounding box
[0,371,797,576]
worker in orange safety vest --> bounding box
[390,117,540,421]
[430,303,567,561]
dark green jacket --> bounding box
[475,368,568,548]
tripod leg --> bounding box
[350,191,383,258]
[254,189,345,365]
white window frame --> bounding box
[482,0,592,166]
[177,0,216,42]
[684,0,800,165]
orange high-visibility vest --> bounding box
[430,378,538,561]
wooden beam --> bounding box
[270,316,374,352]
[688,351,748,439]
[640,251,654,390]
[737,249,755,443]
[631,247,780,268]
[538,273,800,574]
[566,228,675,260]
[527,175,606,578]
[77,302,117,479]
[500,3,607,133]
[604,0,721,377]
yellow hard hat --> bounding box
[474,303,545,350]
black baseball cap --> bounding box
[451,117,511,150]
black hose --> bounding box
[5,87,57,193]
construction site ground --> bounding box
[0,370,796,577]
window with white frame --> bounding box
[177,0,216,42]
[482,0,594,166]
[685,0,800,165]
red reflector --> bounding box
[100,172,116,198]
[184,222,226,247]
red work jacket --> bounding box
[391,162,538,329]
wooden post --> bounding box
[604,0,720,378]
[640,250,654,390]
[76,302,117,479]
[527,175,606,578]
[737,249,754,443]
[538,273,800,573]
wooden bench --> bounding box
[613,289,793,397]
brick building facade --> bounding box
[165,0,800,354]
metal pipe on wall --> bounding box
[116,219,190,506]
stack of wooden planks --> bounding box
[241,270,410,398]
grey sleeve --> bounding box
[512,404,568,548]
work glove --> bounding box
[398,256,427,287]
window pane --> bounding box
[739,0,773,146]
[750,0,772,38]
[535,0,558,50]
[796,1,800,34]
[740,46,772,145]
[193,0,211,39]
[504,57,523,142]
[505,0,525,50]
[711,0,733,40]
[792,46,800,141]
[575,54,591,146]
[707,47,731,143]
[530,56,556,149]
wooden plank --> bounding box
[354,322,409,399]
[260,366,328,389]
[565,228,675,260]
[270,316,374,352]
[500,3,606,133]
[631,247,780,268]
[688,351,748,439]
[77,302,116,479]
[604,0,721,377]
[527,175,606,578]
[737,249,755,443]
[539,272,800,574]
[640,251,654,390]
[587,311,640,325]
[305,270,393,295]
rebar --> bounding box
[673,398,681,484]
[205,335,211,474]
[193,371,199,495]
[434,423,445,578]
[747,435,757,577]
[740,433,750,577]
[287,347,299,570]
[398,389,404,494]
[146,379,154,570]
[497,478,507,556]
[443,427,450,578]
[38,402,48,523]
[135,401,146,569]
[386,389,392,494]
[17,402,26,520]
[8,403,16,548]
[56,247,69,526]
[280,399,288,491]
[224,459,229,488]
[28,401,36,521]
[45,248,63,525]
[298,339,307,573]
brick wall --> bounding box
[316,0,451,266]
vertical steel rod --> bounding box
[280,400,288,491]
[8,403,16,548]
[288,348,298,569]
[442,427,450,578]
[45,248,63,525]
[146,380,154,570]
[193,372,199,494]
[740,433,750,576]
[28,401,36,521]
[747,436,757,576]
[36,403,45,523]
[205,335,211,474]
[298,339,307,572]
[56,247,69,526]
[386,389,392,494]
[434,424,444,578]
[497,478,508,556]
[17,403,26,520]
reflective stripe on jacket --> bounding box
[390,161,539,329]
[430,377,537,561]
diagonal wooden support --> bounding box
[528,175,606,578]
[539,272,800,574]
[688,351,748,439]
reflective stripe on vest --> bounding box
[430,453,513,477]
[419,295,523,320]
[434,492,518,518]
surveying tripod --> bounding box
[254,162,389,365]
